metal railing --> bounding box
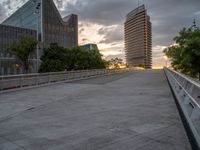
[164,68,200,148]
[0,69,129,93]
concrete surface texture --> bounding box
[0,70,191,150]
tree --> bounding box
[7,36,37,73]
[138,64,147,69]
[39,45,106,73]
[108,57,123,68]
[39,43,69,73]
[163,26,200,79]
[66,47,106,70]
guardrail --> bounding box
[0,69,129,93]
[164,68,200,149]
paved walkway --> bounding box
[0,70,191,150]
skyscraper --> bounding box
[0,0,78,75]
[125,5,152,68]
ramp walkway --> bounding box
[0,70,191,150]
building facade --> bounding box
[0,0,78,75]
[125,5,152,68]
[0,25,37,75]
[81,44,99,51]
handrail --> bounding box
[166,68,200,108]
[0,69,105,79]
[164,67,200,149]
[169,68,200,89]
[0,69,129,93]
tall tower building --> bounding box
[125,5,152,68]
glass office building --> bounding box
[125,5,152,68]
[81,44,99,51]
[0,0,78,75]
[2,0,42,33]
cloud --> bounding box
[81,38,87,42]
[99,42,124,59]
[105,53,125,62]
[78,21,104,45]
[60,0,138,25]
[98,25,123,44]
[194,11,200,16]
[147,0,200,46]
[0,4,7,22]
[79,28,84,34]
[0,0,29,21]
[152,45,167,67]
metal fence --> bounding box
[0,69,129,92]
[164,68,200,148]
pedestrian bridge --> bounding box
[0,69,199,150]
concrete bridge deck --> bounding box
[0,70,191,150]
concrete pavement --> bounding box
[0,70,192,150]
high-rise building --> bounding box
[0,0,78,75]
[125,5,152,68]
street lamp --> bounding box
[164,55,168,68]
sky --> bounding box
[0,0,200,68]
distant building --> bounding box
[0,0,78,75]
[125,5,152,68]
[81,44,99,51]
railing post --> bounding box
[36,74,38,85]
[20,75,23,88]
[65,71,67,81]
[0,80,2,91]
[48,73,50,83]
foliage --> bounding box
[108,57,123,68]
[67,47,106,70]
[138,64,147,69]
[39,43,69,72]
[39,44,106,73]
[163,27,200,79]
[7,36,37,73]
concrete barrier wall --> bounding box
[164,68,200,149]
[0,69,128,92]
